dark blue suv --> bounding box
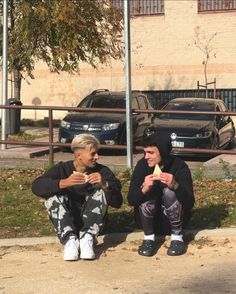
[59,89,154,150]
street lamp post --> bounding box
[124,0,133,170]
[1,0,8,150]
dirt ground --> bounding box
[0,236,236,294]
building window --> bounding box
[198,0,236,12]
[112,0,164,16]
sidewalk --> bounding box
[0,127,60,159]
[1,229,236,294]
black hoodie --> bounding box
[127,133,195,210]
[32,161,123,208]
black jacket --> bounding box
[32,161,123,208]
[127,156,195,210]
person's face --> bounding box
[75,145,99,169]
[144,146,162,167]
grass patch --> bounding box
[0,169,54,238]
[0,168,236,239]
[21,118,60,128]
[7,130,45,141]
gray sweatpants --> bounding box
[44,189,107,244]
[139,187,183,236]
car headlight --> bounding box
[195,131,212,138]
[102,123,120,131]
[60,120,71,129]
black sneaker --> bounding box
[138,240,156,257]
[167,240,187,256]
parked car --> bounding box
[145,97,235,156]
[59,89,154,151]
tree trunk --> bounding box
[13,69,21,100]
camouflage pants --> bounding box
[44,189,107,244]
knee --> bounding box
[162,188,178,208]
[139,200,157,218]
[44,194,68,210]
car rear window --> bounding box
[159,102,215,120]
[79,96,126,109]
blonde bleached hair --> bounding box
[71,134,100,152]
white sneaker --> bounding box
[80,233,95,260]
[63,236,80,261]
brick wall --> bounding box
[2,0,236,119]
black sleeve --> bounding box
[31,163,65,198]
[127,159,151,206]
[100,166,123,208]
[32,162,123,208]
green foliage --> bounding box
[0,0,124,98]
[219,159,233,179]
[193,167,205,181]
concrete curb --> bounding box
[1,228,236,247]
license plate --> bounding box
[172,141,184,148]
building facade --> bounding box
[2,0,236,119]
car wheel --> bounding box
[60,146,71,153]
[227,135,235,149]
[229,128,236,148]
[212,135,219,149]
[120,128,126,145]
[118,131,127,155]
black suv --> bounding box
[59,89,154,150]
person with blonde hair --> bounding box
[32,134,123,261]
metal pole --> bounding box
[1,0,8,150]
[124,0,133,169]
[214,78,216,99]
[48,109,54,166]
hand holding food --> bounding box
[72,171,88,184]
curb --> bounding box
[1,228,236,247]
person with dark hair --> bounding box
[127,133,195,256]
[32,134,123,261]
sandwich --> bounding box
[153,164,162,177]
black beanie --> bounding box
[142,132,172,159]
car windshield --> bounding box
[159,101,215,120]
[78,96,126,109]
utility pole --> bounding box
[1,0,8,150]
[124,0,133,169]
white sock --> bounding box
[171,234,183,242]
[144,234,155,241]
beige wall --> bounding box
[2,0,236,119]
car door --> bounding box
[216,102,234,147]
[133,95,151,140]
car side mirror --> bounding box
[151,115,155,123]
[216,116,225,126]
